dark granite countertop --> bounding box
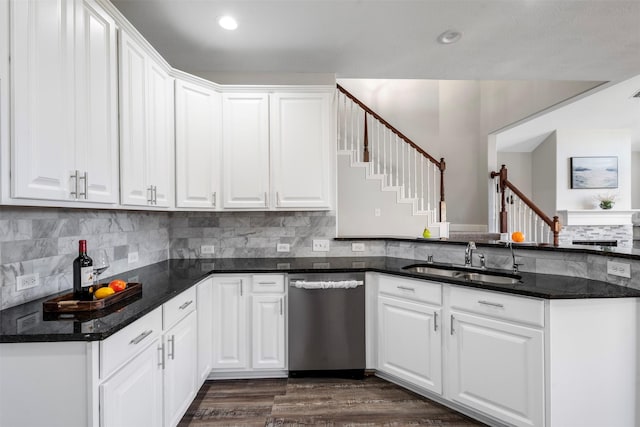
[2,256,640,343]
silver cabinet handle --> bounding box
[179,300,193,310]
[260,281,278,285]
[167,335,175,360]
[130,329,153,345]
[450,315,455,335]
[397,286,415,292]
[78,171,88,199]
[279,298,283,316]
[240,280,243,297]
[478,300,505,308]
[70,170,79,198]
[264,192,268,207]
[212,191,217,207]
[147,186,154,204]
[276,191,281,206]
[158,343,165,369]
[153,185,158,205]
[434,312,438,332]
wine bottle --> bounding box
[73,240,94,300]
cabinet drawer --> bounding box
[252,275,285,293]
[100,307,162,379]
[449,286,544,327]
[379,275,441,305]
[163,287,197,330]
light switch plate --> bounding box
[128,251,139,264]
[351,243,365,252]
[277,243,290,252]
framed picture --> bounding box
[570,156,618,189]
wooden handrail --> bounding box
[490,164,560,246]
[337,84,444,170]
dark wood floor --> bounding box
[178,376,486,426]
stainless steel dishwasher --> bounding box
[288,272,365,378]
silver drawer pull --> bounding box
[434,312,438,332]
[179,300,193,310]
[130,330,153,345]
[397,286,415,292]
[260,282,278,285]
[478,300,504,308]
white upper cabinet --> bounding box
[10,0,118,204]
[120,30,174,208]
[175,79,222,209]
[270,92,333,209]
[222,93,270,209]
[222,90,335,211]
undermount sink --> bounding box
[403,264,522,285]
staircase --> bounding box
[336,85,447,237]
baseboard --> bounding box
[207,370,289,380]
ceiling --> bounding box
[111,0,640,82]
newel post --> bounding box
[362,113,369,162]
[439,158,446,222]
[490,164,508,233]
[552,216,560,247]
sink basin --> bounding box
[403,264,521,285]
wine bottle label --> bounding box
[81,266,93,287]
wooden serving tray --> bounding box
[43,283,142,313]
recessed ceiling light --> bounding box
[437,30,462,45]
[218,15,238,31]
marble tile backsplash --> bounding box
[0,207,170,310]
[2,205,639,310]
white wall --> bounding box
[555,129,631,210]
[632,151,640,209]
[496,152,533,195]
[532,132,557,217]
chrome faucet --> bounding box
[464,241,476,267]
[507,242,521,274]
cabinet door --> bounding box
[212,276,248,369]
[378,295,442,394]
[119,30,149,206]
[196,278,213,384]
[10,0,75,201]
[75,0,118,204]
[270,92,333,209]
[100,339,163,427]
[164,311,198,427]
[448,311,543,427]
[146,60,174,208]
[222,93,269,209]
[175,79,221,209]
[251,295,286,370]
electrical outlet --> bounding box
[128,275,139,283]
[201,245,215,255]
[277,243,290,252]
[607,260,631,278]
[351,243,365,252]
[374,208,381,217]
[128,251,139,264]
[16,273,39,291]
[312,239,330,252]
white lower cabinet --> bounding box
[163,311,198,427]
[100,339,164,427]
[197,278,214,384]
[251,295,286,370]
[448,311,543,427]
[378,295,442,394]
[212,274,286,376]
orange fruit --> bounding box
[109,279,127,292]
[511,231,525,242]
